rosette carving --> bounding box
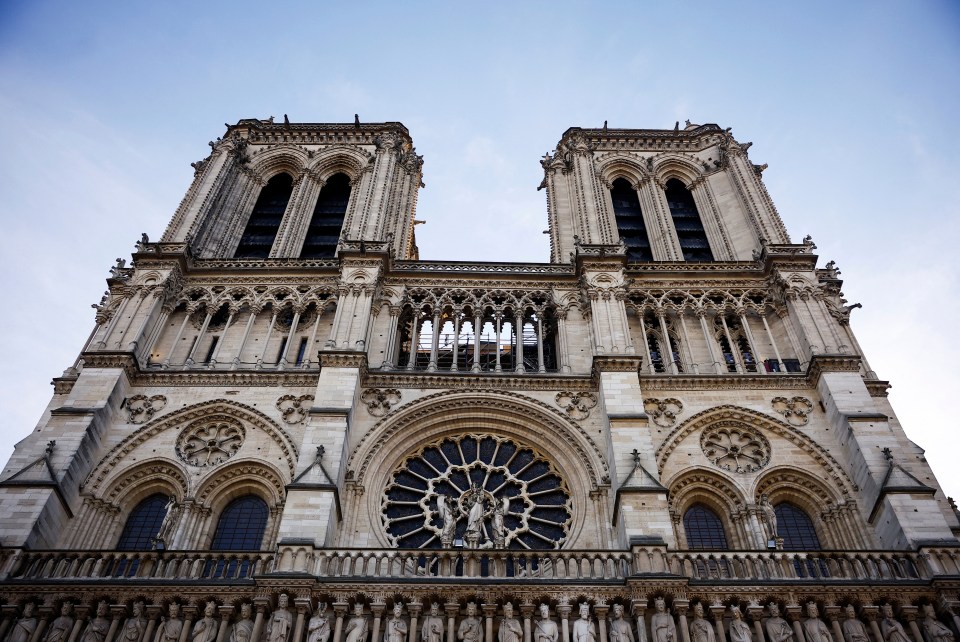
[700,425,771,473]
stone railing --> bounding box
[4,545,959,584]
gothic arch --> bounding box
[306,145,373,183]
[247,146,310,180]
[753,466,843,512]
[193,459,287,511]
[655,405,856,499]
[595,154,651,187]
[103,459,188,507]
[668,469,747,549]
[346,390,610,547]
[85,399,299,495]
[650,154,706,187]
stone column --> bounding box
[215,606,234,642]
[697,310,724,374]
[450,310,461,371]
[514,311,525,373]
[536,315,546,373]
[472,311,483,372]
[184,311,212,367]
[407,603,421,642]
[760,313,786,371]
[558,606,571,642]
[594,606,609,642]
[278,310,301,369]
[637,313,655,373]
[251,600,269,642]
[161,311,192,368]
[427,309,441,372]
[898,608,924,642]
[657,310,679,374]
[674,602,690,642]
[30,606,53,642]
[520,605,534,642]
[718,315,743,374]
[369,604,385,642]
[231,311,257,369]
[483,605,498,642]
[746,607,765,642]
[294,600,312,642]
[860,608,883,642]
[141,607,161,642]
[494,313,503,373]
[0,606,17,642]
[257,311,279,369]
[446,603,460,642]
[105,606,127,642]
[709,606,726,642]
[177,607,197,642]
[331,604,348,642]
[738,310,765,374]
[630,603,647,642]
[823,608,843,642]
[784,607,804,642]
[406,314,422,370]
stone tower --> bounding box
[2,118,959,640]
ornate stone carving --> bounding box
[276,395,314,424]
[771,396,813,426]
[360,388,402,416]
[700,424,770,473]
[125,394,167,424]
[644,398,683,427]
[555,391,597,420]
[175,417,245,467]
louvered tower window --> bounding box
[683,504,729,549]
[665,178,713,261]
[301,173,351,258]
[116,493,169,550]
[234,173,294,258]
[610,178,652,261]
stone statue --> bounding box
[121,602,147,642]
[534,605,558,642]
[841,606,868,642]
[307,604,331,642]
[880,606,910,642]
[344,604,368,642]
[572,604,596,642]
[45,603,74,642]
[155,497,180,545]
[922,605,955,642]
[155,604,183,642]
[437,495,457,547]
[464,489,488,547]
[9,604,38,642]
[82,602,110,642]
[728,608,752,642]
[803,603,833,642]
[650,598,676,642]
[458,603,482,642]
[491,497,510,548]
[192,602,219,642]
[229,605,254,642]
[765,604,793,642]
[689,604,715,642]
[383,605,407,642]
[499,604,522,642]
[759,495,778,541]
[266,595,294,642]
[608,605,634,642]
[421,603,444,642]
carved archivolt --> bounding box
[124,395,167,424]
[102,459,188,505]
[194,459,287,510]
[276,395,314,424]
[771,396,813,426]
[668,469,746,516]
[644,398,683,428]
[655,405,856,499]
[85,399,299,495]
[555,391,597,420]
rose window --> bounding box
[382,434,572,550]
[176,418,245,467]
[700,425,770,473]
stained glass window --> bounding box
[684,504,729,549]
[210,495,268,550]
[116,493,169,550]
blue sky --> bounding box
[1,1,958,502]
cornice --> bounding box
[640,373,811,391]
[865,380,891,398]
[807,354,863,385]
[365,370,596,392]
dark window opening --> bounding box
[611,178,652,262]
[301,173,351,258]
[117,494,169,550]
[647,333,665,373]
[717,336,738,373]
[276,337,288,363]
[235,173,294,258]
[210,495,269,551]
[783,359,802,373]
[295,338,308,366]
[684,504,729,549]
[665,178,713,261]
[775,502,822,550]
[203,336,219,364]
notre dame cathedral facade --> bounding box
[1,119,959,642]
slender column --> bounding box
[556,314,570,373]
[29,608,52,642]
[589,293,605,354]
[369,604,385,642]
[536,315,546,373]
[99,293,134,348]
[331,605,347,642]
[675,603,690,642]
[824,609,844,642]
[515,311,525,373]
[405,603,420,642]
[630,604,647,642]
[162,311,192,368]
[257,311,278,369]
[115,291,149,349]
[483,605,497,642]
[427,309,441,372]
[67,611,88,642]
[381,307,400,369]
[445,603,460,642]
[494,314,503,373]
[325,293,347,349]
[718,314,743,374]
[697,311,723,374]
[638,313,655,374]
[304,307,324,368]
[141,608,160,642]
[278,311,301,369]
[294,601,311,642]
[899,608,924,642]
[251,602,268,642]
[472,312,483,372]
[215,607,234,642]
[0,607,17,642]
[813,294,844,352]
[738,311,765,374]
[657,309,679,374]
[677,311,698,374]
[595,606,608,642]
[406,313,422,371]
[124,293,160,353]
[138,301,171,362]
[105,607,126,642]
[558,606,571,642]
[450,310,461,371]
[861,609,883,642]
[799,295,828,353]
[760,312,786,371]
[230,311,257,369]
[785,607,804,642]
[208,311,234,368]
[709,606,726,642]
[746,608,765,642]
[520,605,534,642]
[177,607,196,642]
[184,311,212,367]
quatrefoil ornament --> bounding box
[555,391,598,420]
[643,398,683,428]
[771,396,813,426]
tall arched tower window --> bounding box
[665,178,713,261]
[210,495,269,550]
[234,173,294,258]
[116,493,169,550]
[301,173,351,258]
[683,504,728,549]
[775,502,822,550]
[610,178,652,261]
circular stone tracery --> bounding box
[175,418,245,467]
[700,424,770,473]
[382,434,572,550]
